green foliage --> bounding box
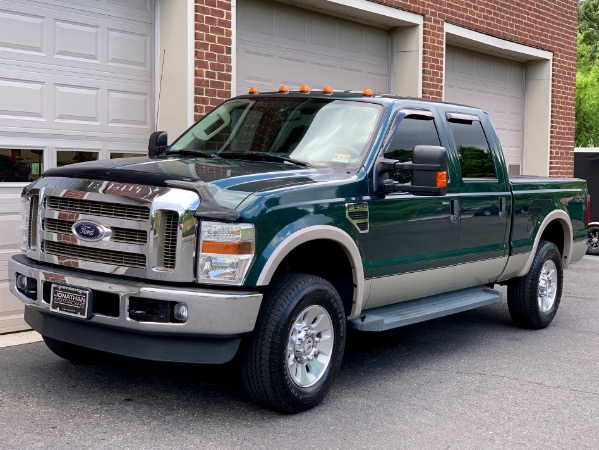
[579,0,599,66]
[386,148,413,183]
[457,146,495,178]
[577,0,599,147]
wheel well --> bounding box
[539,220,565,256]
[271,239,354,317]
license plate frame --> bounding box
[50,284,92,319]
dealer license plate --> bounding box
[50,284,91,319]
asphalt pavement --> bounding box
[1,256,598,449]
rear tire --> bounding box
[43,336,109,364]
[586,225,599,256]
[507,240,563,329]
[242,273,346,413]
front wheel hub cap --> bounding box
[287,305,334,387]
[538,259,558,313]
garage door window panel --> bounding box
[0,149,44,183]
[57,150,99,167]
[110,152,144,159]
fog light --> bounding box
[174,303,188,322]
[16,273,37,298]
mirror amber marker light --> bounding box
[436,171,448,188]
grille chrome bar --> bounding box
[28,195,39,249]
[160,211,178,270]
[43,218,147,244]
[46,196,150,220]
[42,240,146,269]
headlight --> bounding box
[20,196,31,252]
[198,221,255,285]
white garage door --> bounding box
[237,0,390,95]
[445,46,525,175]
[0,0,154,333]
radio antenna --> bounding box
[156,49,165,131]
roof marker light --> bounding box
[362,88,374,97]
[248,86,259,95]
[322,86,334,95]
[278,85,290,94]
[299,85,311,94]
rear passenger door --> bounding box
[443,111,511,284]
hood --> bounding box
[41,156,355,219]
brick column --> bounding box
[194,0,233,120]
[421,16,445,101]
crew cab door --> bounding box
[442,110,511,284]
[363,109,461,308]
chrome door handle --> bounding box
[450,199,460,223]
[499,197,507,218]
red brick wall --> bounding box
[194,0,578,176]
[194,0,232,119]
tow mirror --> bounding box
[376,145,448,196]
[148,131,168,157]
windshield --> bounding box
[169,97,383,167]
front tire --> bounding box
[586,225,599,256]
[242,273,346,413]
[507,240,563,329]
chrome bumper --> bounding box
[9,254,263,336]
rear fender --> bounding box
[516,209,573,276]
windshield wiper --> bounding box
[218,152,311,167]
[165,149,219,158]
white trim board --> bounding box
[445,23,552,62]
[278,0,423,28]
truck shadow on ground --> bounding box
[19,301,533,420]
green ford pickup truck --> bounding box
[9,89,588,413]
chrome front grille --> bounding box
[42,241,147,269]
[24,177,200,282]
[43,218,148,244]
[46,196,150,220]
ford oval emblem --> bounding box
[72,221,110,242]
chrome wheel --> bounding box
[588,229,599,251]
[287,305,334,387]
[538,259,558,313]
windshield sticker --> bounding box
[332,153,351,163]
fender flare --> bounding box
[516,209,573,277]
[256,225,365,320]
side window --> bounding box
[384,115,441,184]
[448,118,496,179]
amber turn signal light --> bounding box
[248,86,259,95]
[278,85,290,94]
[436,171,448,188]
[202,241,253,255]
